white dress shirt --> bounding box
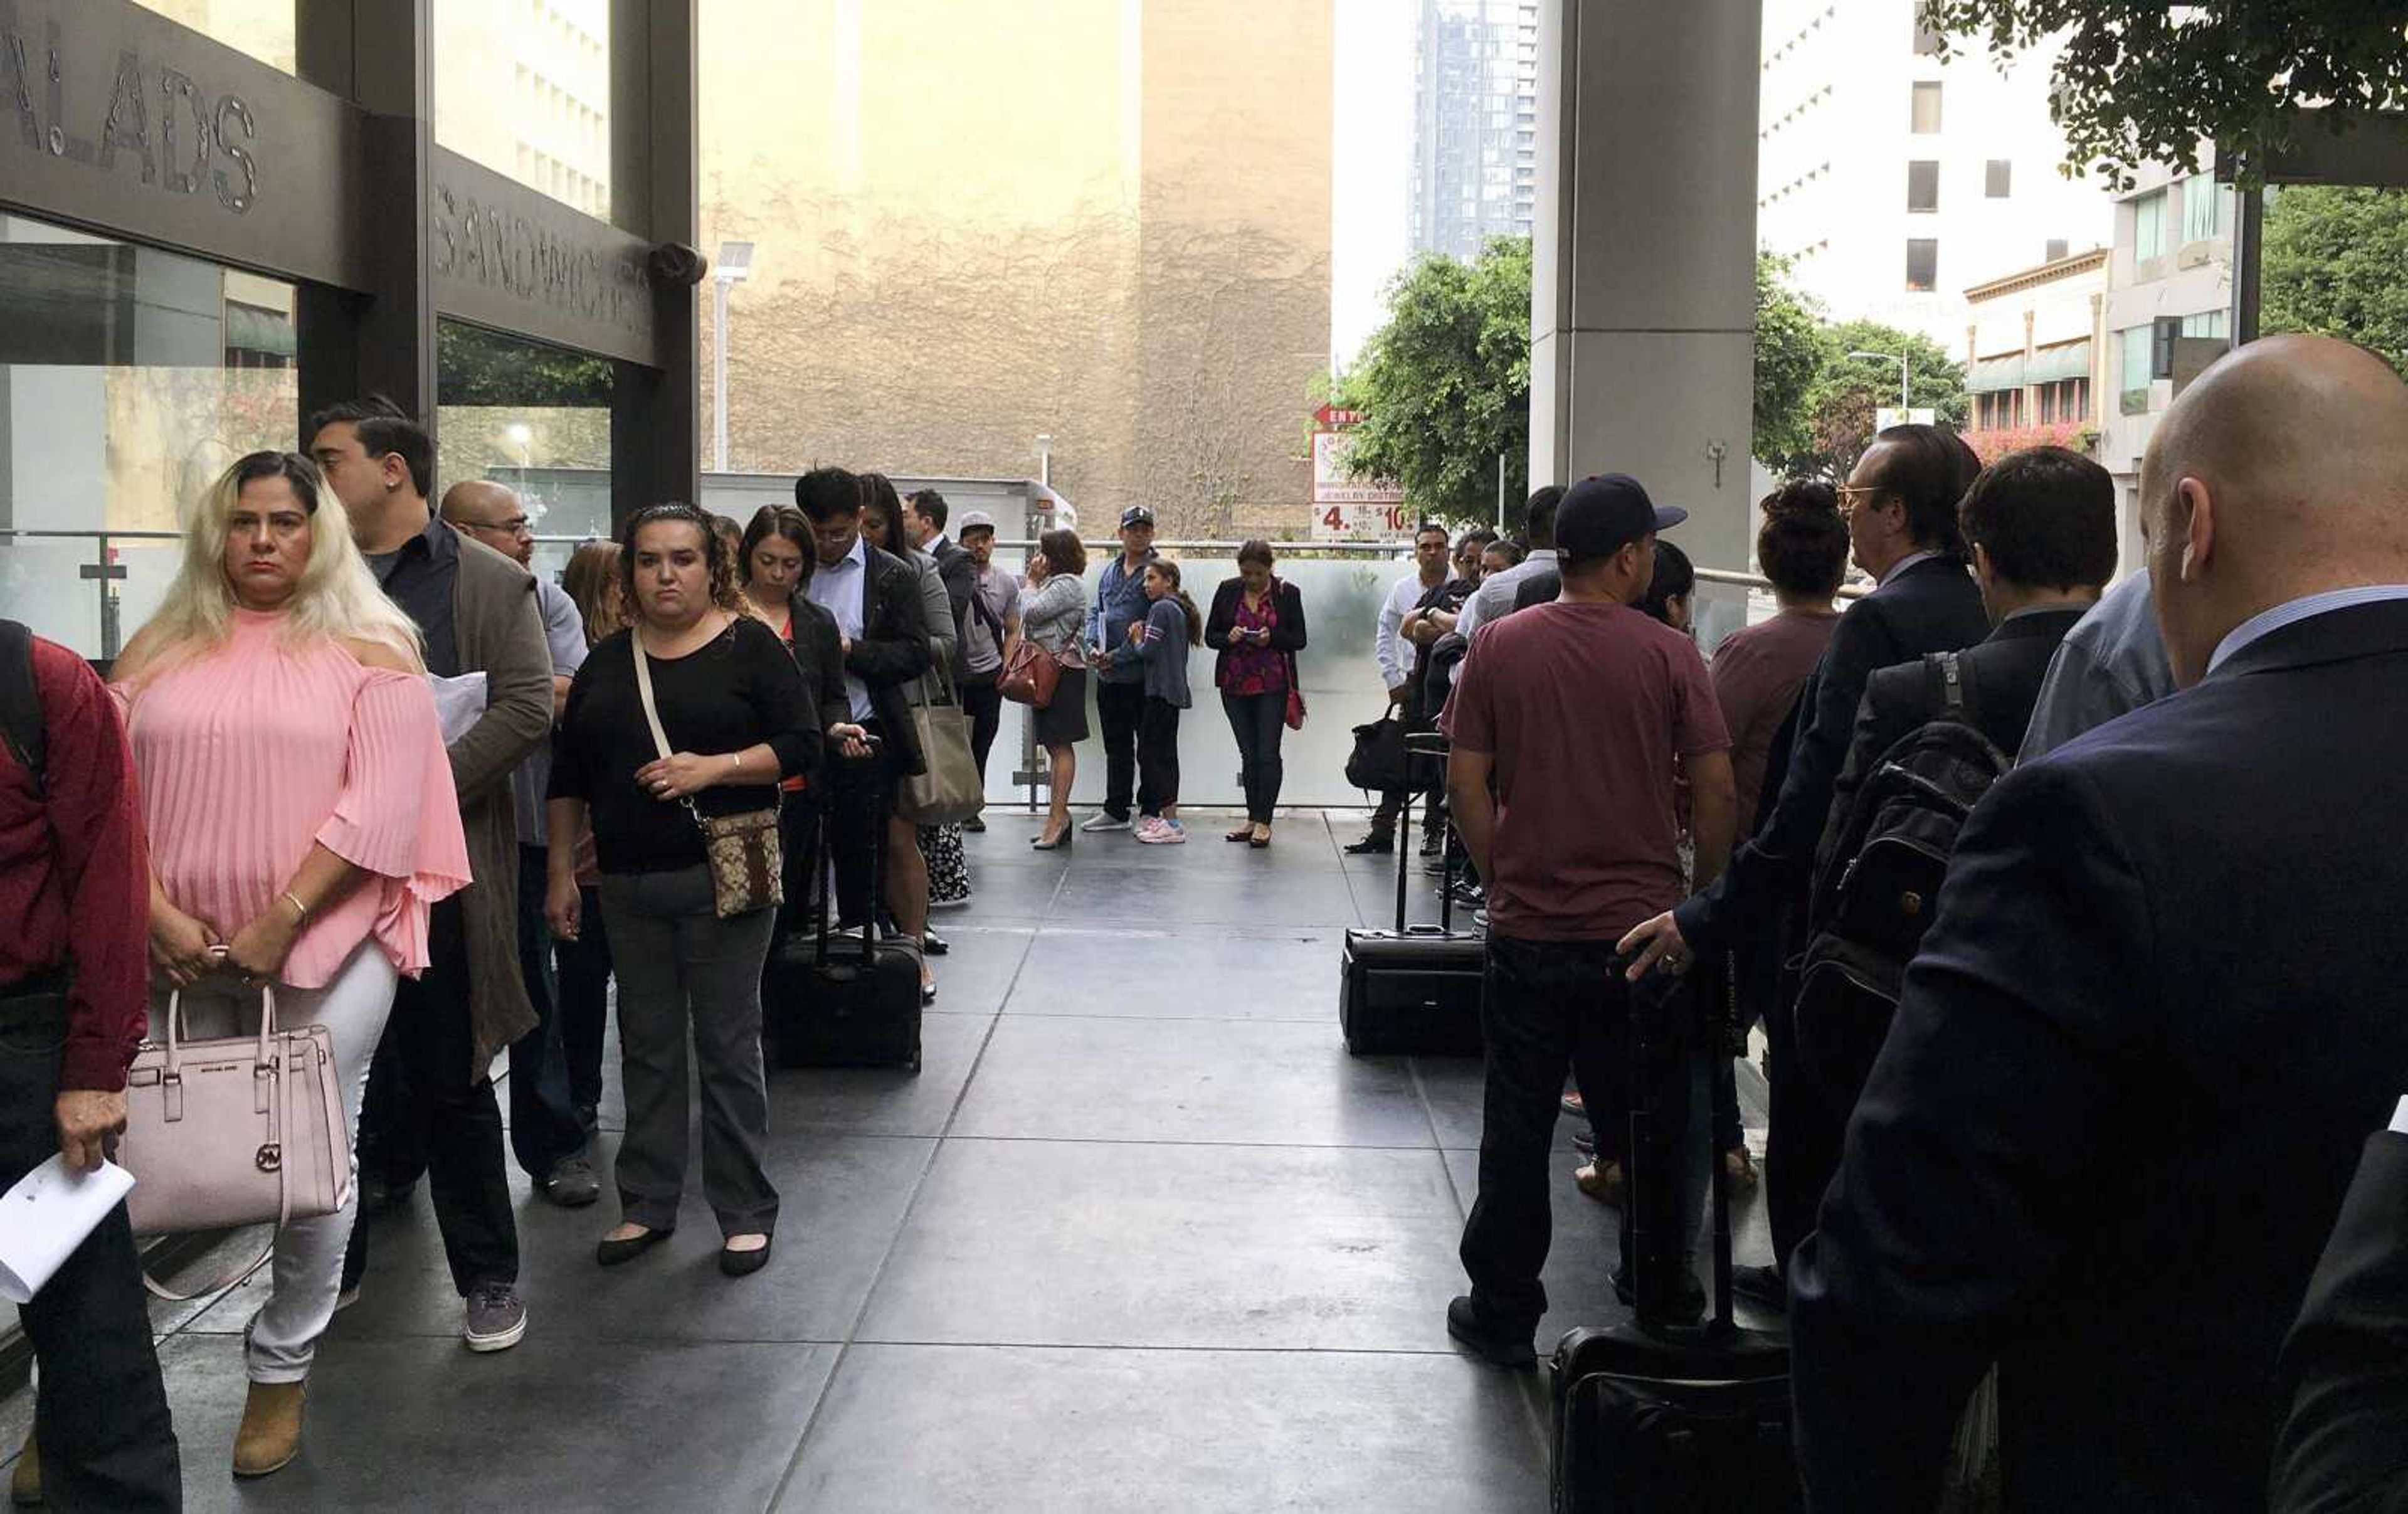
[1375,573,1428,691]
[808,533,875,720]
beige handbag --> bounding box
[118,980,351,1300]
[898,667,985,825]
[632,624,782,918]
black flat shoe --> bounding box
[596,1226,673,1268]
[1344,834,1394,855]
[719,1237,773,1278]
[922,929,949,956]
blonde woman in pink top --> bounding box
[109,451,469,1480]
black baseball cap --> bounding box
[1120,505,1156,529]
[1555,474,1686,561]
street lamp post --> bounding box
[712,240,756,474]
[1847,348,1910,414]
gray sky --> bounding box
[1329,0,1417,374]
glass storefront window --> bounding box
[435,0,613,220]
[436,318,613,583]
[0,213,298,657]
[133,0,297,75]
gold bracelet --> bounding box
[282,890,310,924]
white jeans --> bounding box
[147,941,398,1382]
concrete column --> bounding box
[1529,0,1761,606]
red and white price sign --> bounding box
[1311,430,1408,540]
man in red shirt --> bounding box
[0,622,181,1510]
[1439,475,1738,1366]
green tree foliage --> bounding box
[1755,252,1828,472]
[1921,0,2408,189]
[436,321,613,408]
[1773,319,1971,483]
[2260,186,2408,374]
[1339,237,1531,526]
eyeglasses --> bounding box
[1835,484,1891,514]
[473,517,534,536]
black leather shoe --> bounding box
[1731,1263,1787,1312]
[719,1237,773,1278]
[1610,1261,1706,1324]
[1344,832,1395,855]
[1445,1294,1536,1369]
[921,929,948,956]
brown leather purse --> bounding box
[632,625,782,918]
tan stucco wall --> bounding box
[699,0,1332,539]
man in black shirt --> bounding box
[311,398,551,1356]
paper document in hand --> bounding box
[429,670,489,746]
[0,1155,136,1303]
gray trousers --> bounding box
[596,866,779,1236]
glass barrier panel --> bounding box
[0,540,105,658]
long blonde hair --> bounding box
[130,451,424,683]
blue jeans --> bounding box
[508,844,586,1179]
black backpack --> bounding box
[1792,651,2010,1111]
[0,620,45,797]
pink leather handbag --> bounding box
[117,982,351,1299]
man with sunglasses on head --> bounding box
[438,482,599,1204]
[1619,425,1990,1310]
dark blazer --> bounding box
[2274,1130,2408,1514]
[1203,578,1307,687]
[1512,568,1561,612]
[1815,605,2086,881]
[1788,600,2408,1513]
[847,541,934,774]
[779,591,853,745]
[1673,554,1987,952]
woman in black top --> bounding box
[1202,540,1308,847]
[546,504,848,1279]
[737,504,856,934]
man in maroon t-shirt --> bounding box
[1438,475,1738,1366]
[0,622,180,1509]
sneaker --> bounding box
[1133,817,1170,844]
[543,1153,600,1208]
[1444,1294,1536,1370]
[1079,812,1133,832]
[1419,830,1445,858]
[1140,818,1186,845]
[462,1282,526,1353]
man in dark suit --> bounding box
[1820,445,2116,837]
[907,488,976,679]
[2274,1114,2408,1513]
[1785,334,2408,1512]
[1620,424,1992,1298]
[796,467,933,929]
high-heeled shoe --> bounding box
[1032,822,1073,851]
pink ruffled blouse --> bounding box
[119,608,472,988]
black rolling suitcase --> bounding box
[1549,969,1800,1513]
[1339,731,1484,1056]
[765,743,924,1074]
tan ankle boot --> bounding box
[9,1430,38,1508]
[232,1381,307,1478]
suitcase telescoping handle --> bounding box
[814,733,888,968]
[1400,730,1452,932]
[1624,957,1744,1334]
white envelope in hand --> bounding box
[0,1155,137,1303]
[429,671,488,746]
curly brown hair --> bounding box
[1038,527,1087,576]
[617,504,735,621]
